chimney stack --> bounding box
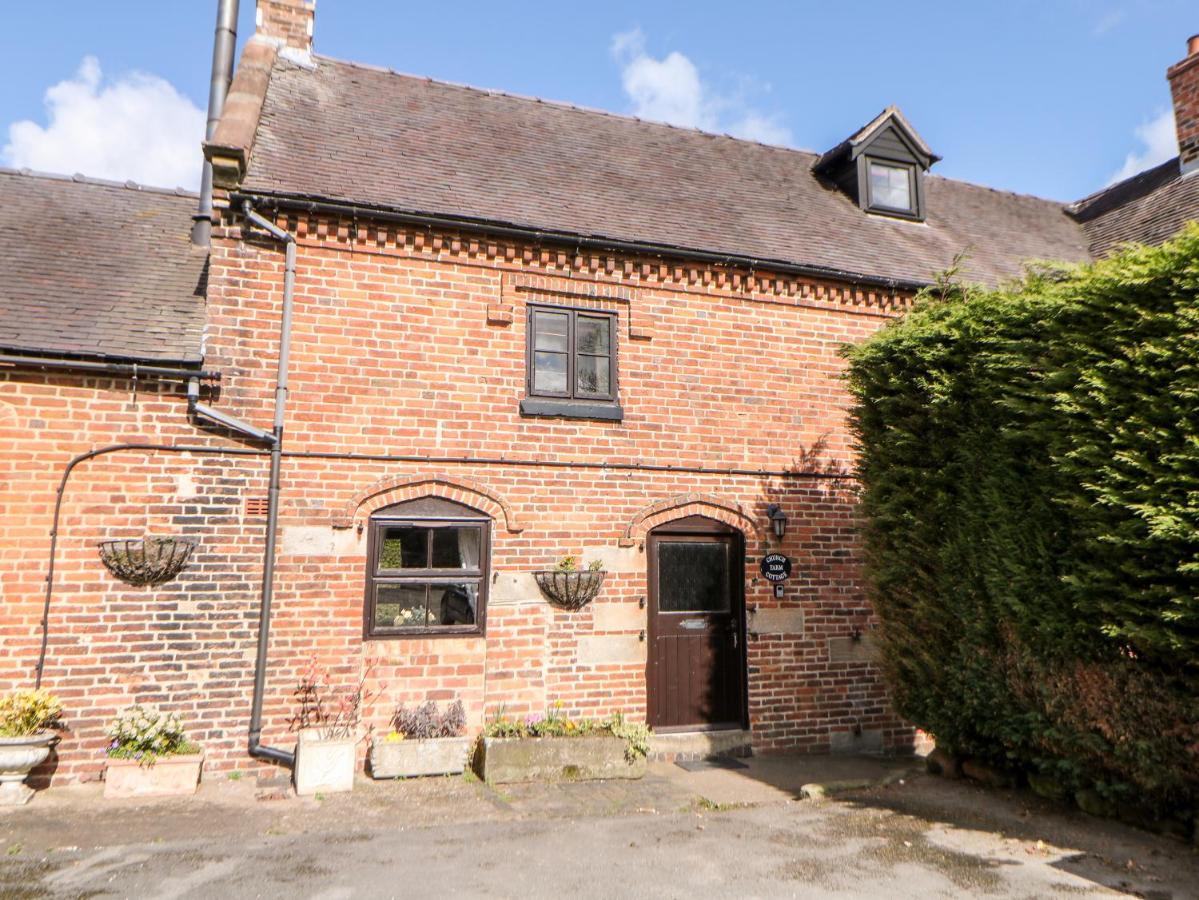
[1168,33,1199,175]
[256,0,315,60]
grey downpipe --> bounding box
[188,379,277,444]
[192,0,240,246]
[243,201,297,767]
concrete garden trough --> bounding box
[474,735,646,783]
[369,737,471,778]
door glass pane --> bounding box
[378,526,429,569]
[429,583,478,626]
[533,351,567,393]
[533,310,569,352]
[576,355,611,396]
[657,542,730,612]
[375,584,428,628]
[576,316,610,354]
[430,527,482,570]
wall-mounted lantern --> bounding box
[766,504,788,541]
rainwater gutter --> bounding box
[0,353,219,383]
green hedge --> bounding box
[845,227,1199,819]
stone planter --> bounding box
[0,732,56,806]
[474,735,646,784]
[369,736,471,779]
[294,729,356,796]
[104,752,204,799]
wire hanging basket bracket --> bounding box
[97,536,198,586]
[533,570,607,611]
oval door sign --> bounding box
[760,553,791,582]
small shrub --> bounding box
[483,702,651,762]
[106,705,198,765]
[289,658,378,740]
[0,690,63,737]
[390,700,466,740]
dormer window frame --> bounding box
[859,154,924,221]
[813,106,939,224]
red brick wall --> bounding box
[0,204,914,783]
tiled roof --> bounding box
[0,169,207,363]
[241,56,1093,289]
[1068,158,1199,257]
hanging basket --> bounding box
[534,570,607,610]
[97,536,197,586]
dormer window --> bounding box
[866,160,915,214]
[813,106,939,222]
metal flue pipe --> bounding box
[192,0,240,246]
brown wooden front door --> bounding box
[647,517,746,731]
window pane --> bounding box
[533,311,568,352]
[429,583,478,626]
[576,354,611,396]
[431,527,482,570]
[375,584,428,628]
[657,542,730,612]
[533,351,567,393]
[869,162,912,211]
[378,526,429,569]
[576,316,610,354]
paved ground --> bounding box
[1,755,1195,899]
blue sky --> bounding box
[0,1,1193,200]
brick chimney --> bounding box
[1168,33,1199,174]
[256,0,315,58]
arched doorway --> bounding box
[646,515,747,731]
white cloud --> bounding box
[610,28,792,146]
[1092,9,1125,36]
[2,56,206,190]
[1108,109,1178,184]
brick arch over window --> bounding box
[333,473,524,533]
[619,493,763,547]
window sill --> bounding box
[520,398,624,421]
[366,628,486,640]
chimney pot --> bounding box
[1188,34,1199,57]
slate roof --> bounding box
[0,169,207,364]
[1067,158,1199,257]
[241,56,1094,289]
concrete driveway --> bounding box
[2,756,1194,899]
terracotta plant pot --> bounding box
[0,732,56,806]
[104,752,204,799]
[369,736,471,779]
[294,729,356,795]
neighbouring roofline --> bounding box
[0,166,200,198]
[230,189,936,292]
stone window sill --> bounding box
[519,398,624,422]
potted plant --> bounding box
[0,689,63,806]
[103,705,203,799]
[369,700,469,779]
[474,702,651,784]
[290,661,374,796]
[534,556,607,610]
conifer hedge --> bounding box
[845,226,1199,820]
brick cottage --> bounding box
[2,2,1198,784]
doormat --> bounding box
[675,757,749,772]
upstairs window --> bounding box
[365,497,490,638]
[521,305,622,421]
[866,160,915,214]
